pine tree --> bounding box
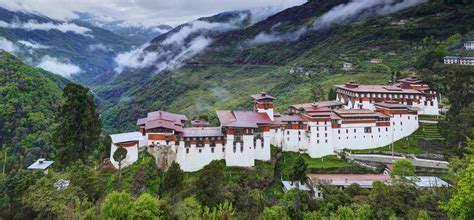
[163,161,184,195]
[53,83,101,166]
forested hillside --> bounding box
[99,1,474,133]
[0,51,66,167]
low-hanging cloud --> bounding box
[17,40,50,49]
[248,0,427,45]
[114,11,252,73]
[0,20,91,36]
[0,37,18,53]
[87,43,111,52]
[37,55,81,77]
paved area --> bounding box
[346,153,449,170]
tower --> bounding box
[251,92,276,121]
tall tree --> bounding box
[177,197,202,220]
[130,193,162,219]
[113,147,127,186]
[327,87,337,101]
[53,83,101,166]
[195,161,225,207]
[289,155,307,189]
[164,161,184,195]
[442,158,474,219]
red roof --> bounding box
[280,114,305,122]
[217,110,275,128]
[336,84,421,94]
[397,76,424,84]
[374,102,410,109]
[138,110,188,132]
[191,120,209,127]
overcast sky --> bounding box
[0,0,307,27]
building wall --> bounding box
[224,135,255,167]
[255,131,271,161]
[110,144,139,169]
[176,142,224,172]
[307,121,335,158]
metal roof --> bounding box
[28,158,54,170]
[110,132,145,144]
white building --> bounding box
[110,86,433,172]
[342,63,354,71]
[335,76,440,115]
[443,56,474,65]
[465,41,474,50]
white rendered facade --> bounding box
[465,41,474,50]
[110,88,430,172]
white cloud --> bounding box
[0,37,18,53]
[17,40,50,49]
[87,43,111,52]
[248,0,427,45]
[114,43,159,72]
[0,20,91,36]
[37,56,81,77]
[0,0,306,27]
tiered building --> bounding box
[110,78,439,172]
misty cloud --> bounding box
[37,56,81,77]
[0,20,91,36]
[0,37,18,53]
[248,0,427,45]
[114,12,251,73]
[17,40,50,49]
[87,43,111,52]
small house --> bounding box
[342,62,354,71]
[369,59,383,64]
[28,158,54,174]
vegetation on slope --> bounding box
[0,51,65,168]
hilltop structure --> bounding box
[443,56,474,66]
[110,77,439,172]
[465,41,474,50]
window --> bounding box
[199,149,202,153]
[233,146,236,153]
[186,148,189,154]
[354,129,356,133]
[386,128,388,132]
[325,133,328,137]
[317,127,319,131]
[298,131,301,135]
[378,128,380,132]
[338,130,341,134]
[346,129,349,134]
[240,146,243,152]
[364,127,372,133]
[400,122,403,125]
[222,148,225,152]
[325,127,327,131]
[287,137,290,141]
[317,133,319,137]
[211,148,214,153]
[298,137,301,141]
[325,139,328,143]
[287,131,289,135]
[317,140,319,144]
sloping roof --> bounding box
[183,127,223,137]
[137,110,188,131]
[28,159,54,170]
[290,101,344,111]
[336,84,421,94]
[216,110,276,128]
[405,176,451,188]
[110,132,145,144]
[397,76,423,84]
[280,114,305,122]
[307,174,391,188]
[191,120,209,127]
[374,102,410,109]
[251,92,276,100]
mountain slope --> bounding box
[0,51,67,163]
[0,7,135,84]
[99,1,474,133]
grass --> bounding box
[351,123,445,155]
[278,151,370,178]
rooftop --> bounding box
[137,110,188,132]
[406,176,451,188]
[191,120,209,127]
[110,132,145,144]
[282,181,311,191]
[251,92,276,101]
[336,84,421,94]
[307,174,391,188]
[217,110,275,128]
[290,101,344,111]
[28,158,54,170]
[183,127,223,137]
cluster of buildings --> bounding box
[443,41,474,65]
[109,76,440,172]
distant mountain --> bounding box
[0,7,136,84]
[74,12,173,45]
[98,1,474,133]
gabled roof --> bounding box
[336,84,421,94]
[216,110,275,128]
[290,101,344,111]
[137,110,188,132]
[110,132,145,144]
